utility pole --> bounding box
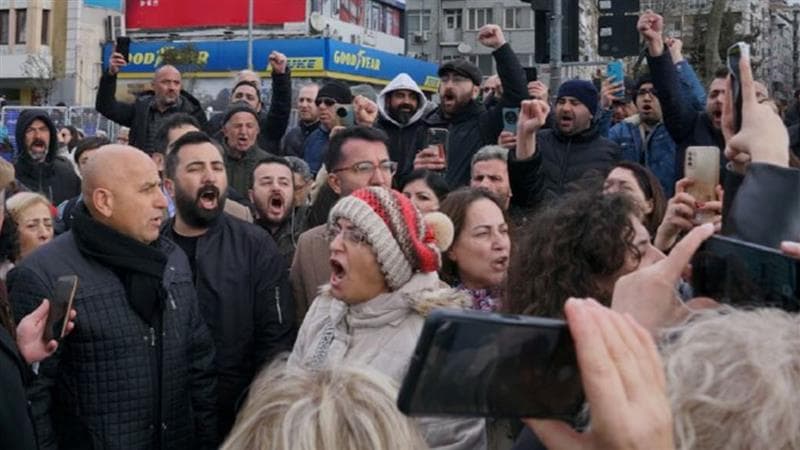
[549,0,562,97]
[247,0,254,70]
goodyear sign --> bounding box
[102,38,439,91]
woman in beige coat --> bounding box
[288,187,487,450]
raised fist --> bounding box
[268,51,288,74]
[478,24,507,49]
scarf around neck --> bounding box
[71,204,168,326]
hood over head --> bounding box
[14,109,59,164]
[377,73,428,128]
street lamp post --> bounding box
[247,0,254,70]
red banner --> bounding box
[126,0,306,30]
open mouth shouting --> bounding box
[330,256,347,290]
[266,192,287,220]
[197,185,220,210]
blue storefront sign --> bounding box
[102,38,440,91]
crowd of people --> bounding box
[0,11,799,450]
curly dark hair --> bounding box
[0,210,19,337]
[438,187,508,286]
[504,191,640,318]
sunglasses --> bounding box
[315,97,337,107]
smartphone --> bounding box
[335,105,355,127]
[116,36,131,63]
[523,67,538,83]
[502,107,519,134]
[44,275,79,341]
[607,60,625,99]
[727,42,748,133]
[690,235,799,312]
[397,309,584,421]
[426,128,448,163]
[684,146,720,224]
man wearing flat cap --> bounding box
[414,24,528,187]
[222,103,274,195]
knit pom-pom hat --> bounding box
[328,187,452,290]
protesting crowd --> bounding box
[1,9,800,450]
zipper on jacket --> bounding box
[274,286,283,325]
[149,327,156,347]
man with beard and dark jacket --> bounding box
[161,131,295,441]
[96,50,208,153]
[280,83,320,158]
[413,24,528,187]
[10,145,217,450]
[639,11,727,180]
[511,81,621,210]
[205,52,292,155]
[13,109,81,205]
[249,155,307,264]
[376,73,429,185]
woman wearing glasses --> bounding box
[287,186,487,450]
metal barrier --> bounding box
[0,106,121,161]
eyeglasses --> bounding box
[637,88,657,97]
[440,74,470,84]
[315,97,337,107]
[325,222,369,245]
[482,87,495,93]
[331,161,398,177]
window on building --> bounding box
[41,9,49,45]
[504,7,533,30]
[468,54,494,75]
[0,10,9,45]
[407,10,431,32]
[443,9,462,30]
[687,0,709,8]
[468,8,493,31]
[15,8,26,44]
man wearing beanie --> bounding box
[289,186,487,450]
[221,103,275,195]
[512,79,620,210]
[414,24,528,187]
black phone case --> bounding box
[397,309,583,420]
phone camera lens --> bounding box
[336,107,347,117]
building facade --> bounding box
[0,0,53,105]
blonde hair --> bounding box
[661,308,800,450]
[223,359,428,450]
[6,192,52,224]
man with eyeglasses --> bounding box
[608,76,679,196]
[204,51,292,154]
[414,24,528,188]
[290,126,394,323]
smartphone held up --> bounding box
[44,275,79,342]
[727,42,749,133]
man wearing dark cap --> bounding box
[512,79,620,209]
[301,80,353,176]
[204,51,292,154]
[222,103,274,195]
[413,24,528,187]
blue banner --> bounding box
[85,0,123,11]
[102,38,439,90]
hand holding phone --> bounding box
[606,60,625,100]
[109,36,131,76]
[684,146,720,224]
[502,108,520,134]
[336,105,355,127]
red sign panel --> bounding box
[126,0,306,30]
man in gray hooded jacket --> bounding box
[375,73,430,186]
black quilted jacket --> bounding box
[9,233,217,450]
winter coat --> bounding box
[375,73,430,185]
[421,43,529,187]
[288,272,488,450]
[162,213,295,438]
[289,224,329,323]
[9,233,217,450]
[0,324,37,450]
[531,125,621,207]
[280,121,320,158]
[13,109,81,205]
[262,205,308,266]
[648,51,726,180]
[205,71,293,155]
[223,143,273,196]
[95,72,208,153]
[301,126,331,176]
[608,115,678,197]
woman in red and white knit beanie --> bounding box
[327,186,453,290]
